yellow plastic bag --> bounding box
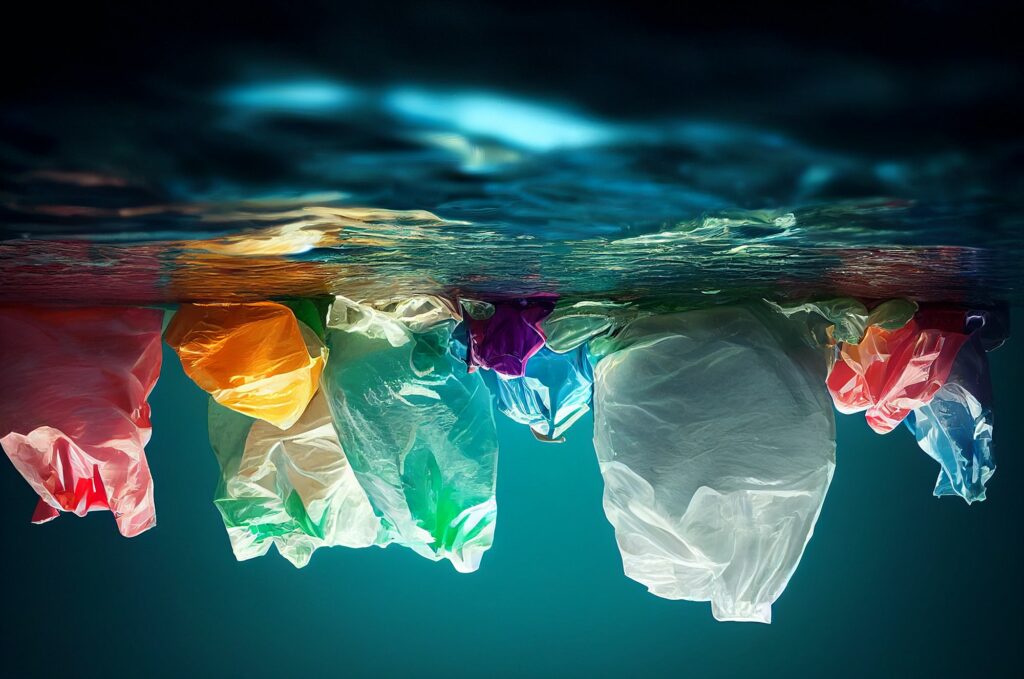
[166,302,326,429]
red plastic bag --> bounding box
[826,309,968,434]
[0,306,163,537]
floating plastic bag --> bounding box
[903,309,1007,503]
[768,297,917,344]
[827,309,968,433]
[468,298,555,377]
[0,306,163,537]
[208,392,384,566]
[541,300,639,353]
[593,305,836,623]
[322,296,498,572]
[486,345,594,441]
[165,302,326,429]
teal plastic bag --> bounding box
[322,296,499,572]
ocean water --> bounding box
[2,5,1024,674]
[2,81,1021,305]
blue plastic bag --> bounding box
[487,345,594,441]
[904,332,995,503]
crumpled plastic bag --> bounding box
[208,391,384,567]
[768,297,918,345]
[485,345,594,441]
[322,296,499,572]
[827,308,969,433]
[903,309,1007,503]
[541,300,639,353]
[467,298,555,377]
[0,306,163,537]
[593,305,836,623]
[165,302,326,429]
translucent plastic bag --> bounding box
[903,309,1006,503]
[487,345,594,441]
[166,302,326,429]
[827,309,969,433]
[322,296,499,572]
[541,300,639,353]
[467,298,555,377]
[0,306,164,537]
[593,305,835,623]
[768,297,917,345]
[208,392,384,567]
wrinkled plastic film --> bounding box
[827,311,968,433]
[166,302,326,429]
[209,391,383,566]
[0,306,164,537]
[322,296,499,572]
[487,345,594,440]
[468,298,555,377]
[902,309,1007,503]
[593,305,835,623]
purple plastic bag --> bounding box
[468,298,556,377]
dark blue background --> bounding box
[1,332,1021,677]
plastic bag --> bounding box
[903,309,1007,503]
[827,309,969,433]
[468,298,555,377]
[593,305,835,623]
[165,302,326,429]
[486,345,594,441]
[541,300,638,353]
[768,297,917,345]
[208,391,384,566]
[0,306,163,537]
[322,296,499,572]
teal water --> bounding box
[2,13,1022,672]
[1,339,1020,677]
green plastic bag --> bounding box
[321,296,499,572]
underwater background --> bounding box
[2,1,1023,676]
[0,341,1022,676]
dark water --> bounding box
[1,4,1023,676]
[2,2,1022,306]
[2,85,1021,305]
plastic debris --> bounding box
[903,308,1007,503]
[281,297,331,340]
[541,300,638,353]
[468,298,555,377]
[827,308,969,433]
[593,305,835,623]
[0,306,163,537]
[322,296,499,572]
[485,345,594,441]
[768,297,917,345]
[208,392,384,566]
[165,302,327,429]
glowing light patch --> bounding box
[385,88,615,151]
[220,80,359,113]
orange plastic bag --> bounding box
[165,302,326,429]
[0,306,163,537]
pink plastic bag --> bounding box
[0,306,163,537]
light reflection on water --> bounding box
[1,80,1020,306]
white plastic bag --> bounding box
[593,305,835,622]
